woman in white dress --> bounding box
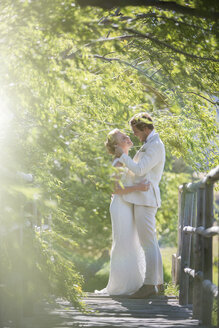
[96,129,149,296]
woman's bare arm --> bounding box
[112,161,150,195]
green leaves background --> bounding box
[0,0,218,311]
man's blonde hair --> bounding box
[129,112,154,131]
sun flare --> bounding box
[0,97,13,139]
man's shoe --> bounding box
[128,284,157,299]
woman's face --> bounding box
[116,131,133,151]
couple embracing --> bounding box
[96,112,165,299]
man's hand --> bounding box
[136,180,150,191]
[114,145,124,157]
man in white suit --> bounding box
[115,112,165,298]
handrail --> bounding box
[183,225,219,237]
[184,268,203,280]
[172,165,219,327]
[178,166,219,193]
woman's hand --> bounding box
[136,180,150,191]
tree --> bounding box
[78,0,219,21]
[0,0,218,317]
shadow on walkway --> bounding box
[1,294,201,328]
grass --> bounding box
[160,246,179,296]
[160,246,176,281]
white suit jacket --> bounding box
[119,132,165,208]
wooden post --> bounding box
[202,183,214,326]
[171,254,176,284]
[172,187,182,285]
[175,185,186,286]
[179,191,195,305]
[177,186,185,261]
[188,191,196,304]
[193,186,205,319]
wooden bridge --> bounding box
[14,293,201,328]
[0,166,218,328]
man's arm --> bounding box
[114,181,150,194]
[119,144,162,176]
[112,162,150,194]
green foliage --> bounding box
[164,283,179,297]
[0,177,84,312]
[0,0,218,314]
[157,171,190,246]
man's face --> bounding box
[132,125,149,143]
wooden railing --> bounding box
[172,166,219,326]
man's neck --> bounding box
[144,129,154,143]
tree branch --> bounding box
[77,0,219,21]
[179,92,218,105]
[123,28,219,63]
[63,34,136,60]
[132,13,213,33]
[93,54,165,85]
[75,30,219,63]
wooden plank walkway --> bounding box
[18,293,204,328]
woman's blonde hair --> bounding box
[105,128,120,155]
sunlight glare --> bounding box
[0,97,13,140]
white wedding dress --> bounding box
[95,159,145,295]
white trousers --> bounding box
[134,205,163,285]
